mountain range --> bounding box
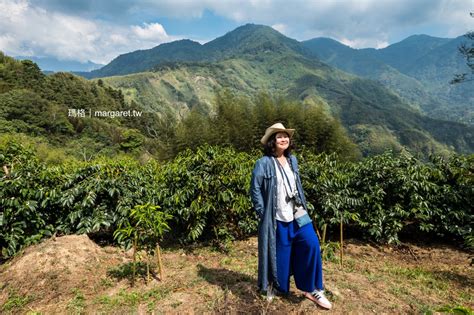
[7,24,471,157]
[81,25,472,124]
[75,24,472,156]
[302,35,473,125]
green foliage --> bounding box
[303,35,473,125]
[172,91,360,160]
[158,145,257,243]
[301,151,474,244]
[1,290,32,312]
[0,139,472,260]
[451,28,474,84]
[119,129,145,152]
[113,203,171,284]
[350,124,404,156]
[320,241,340,262]
[4,45,472,160]
[97,27,473,155]
[0,88,74,135]
[87,24,303,79]
[0,140,58,257]
[0,140,162,259]
[107,261,151,281]
[67,288,86,314]
[114,204,171,251]
[0,53,152,160]
[436,305,474,315]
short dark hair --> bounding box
[263,132,295,157]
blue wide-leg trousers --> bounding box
[276,220,323,294]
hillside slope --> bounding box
[84,24,472,126]
[86,24,313,79]
[101,47,474,156]
[0,234,472,313]
[0,52,155,160]
[78,24,474,156]
[302,35,473,124]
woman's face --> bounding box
[275,132,290,153]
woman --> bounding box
[250,123,332,310]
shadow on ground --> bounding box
[432,270,474,288]
[196,264,305,312]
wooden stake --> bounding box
[322,224,327,244]
[2,165,9,177]
[132,235,137,287]
[146,251,150,283]
[340,214,344,267]
[156,244,164,280]
[314,223,321,240]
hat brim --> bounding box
[260,128,295,145]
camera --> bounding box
[286,193,303,207]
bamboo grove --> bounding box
[1,141,472,260]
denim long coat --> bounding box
[250,154,309,292]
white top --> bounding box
[273,158,296,222]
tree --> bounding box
[451,12,473,84]
[114,204,171,284]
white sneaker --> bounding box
[306,290,332,310]
[266,283,275,302]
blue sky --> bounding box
[0,0,472,65]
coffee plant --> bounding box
[157,145,258,246]
[0,140,163,259]
[114,203,171,283]
[1,141,472,260]
[300,151,473,245]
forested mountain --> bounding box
[85,24,313,79]
[93,24,473,156]
[362,35,451,72]
[0,52,153,161]
[86,25,472,127]
[85,40,205,78]
[302,35,473,124]
[0,51,361,161]
[4,24,474,159]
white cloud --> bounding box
[1,0,472,64]
[210,0,471,47]
[110,34,128,46]
[134,0,471,48]
[341,38,389,49]
[271,23,287,35]
[0,0,176,64]
[101,0,470,48]
[132,23,169,41]
[0,0,28,22]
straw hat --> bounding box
[260,123,295,145]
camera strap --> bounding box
[274,157,296,199]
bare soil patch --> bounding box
[0,235,472,314]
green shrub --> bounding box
[158,145,258,243]
[0,140,472,260]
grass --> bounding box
[436,305,474,315]
[1,237,472,314]
[1,290,33,313]
[384,263,450,293]
[67,288,85,315]
[388,284,411,298]
[95,286,174,313]
[362,269,379,283]
[99,277,114,288]
[106,261,153,282]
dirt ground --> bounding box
[0,234,472,314]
